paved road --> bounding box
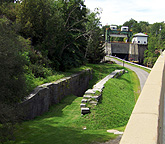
[108,57,149,91]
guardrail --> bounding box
[110,55,152,71]
[120,51,165,144]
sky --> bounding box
[84,0,165,26]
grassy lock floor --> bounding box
[5,63,140,144]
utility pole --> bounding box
[159,26,162,48]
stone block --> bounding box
[85,89,95,95]
[89,101,98,105]
[81,108,90,115]
[80,103,86,108]
[83,95,92,99]
[81,99,88,103]
[92,88,103,92]
[91,96,100,101]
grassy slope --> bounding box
[11,96,115,144]
[77,68,140,131]
[6,63,140,144]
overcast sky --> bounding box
[84,0,165,26]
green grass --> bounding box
[7,96,115,144]
[77,68,140,130]
[86,63,123,88]
[5,63,140,144]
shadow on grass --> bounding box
[13,95,113,144]
[12,95,114,144]
[38,95,78,119]
[117,77,131,84]
[15,124,113,144]
[11,63,125,144]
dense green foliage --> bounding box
[123,18,149,34]
[0,18,27,104]
[85,9,105,63]
[0,0,105,101]
[0,1,105,143]
[0,17,28,143]
[7,63,139,144]
[16,0,105,71]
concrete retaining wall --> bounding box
[111,43,129,54]
[18,69,92,120]
[120,52,165,144]
[104,42,147,64]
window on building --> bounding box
[144,41,146,44]
[138,41,140,43]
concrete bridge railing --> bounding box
[120,51,165,144]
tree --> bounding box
[0,0,14,5]
[123,18,137,29]
[0,17,28,143]
[85,9,105,63]
[17,0,51,45]
[43,0,88,70]
[139,21,149,33]
[0,2,19,22]
[149,22,162,35]
[0,18,27,104]
[17,0,88,71]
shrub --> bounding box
[0,18,27,104]
[0,17,29,143]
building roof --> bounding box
[121,26,128,28]
[133,33,148,37]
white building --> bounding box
[132,33,148,45]
[110,25,117,30]
[121,26,129,31]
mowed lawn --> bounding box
[6,63,140,144]
[11,96,115,144]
